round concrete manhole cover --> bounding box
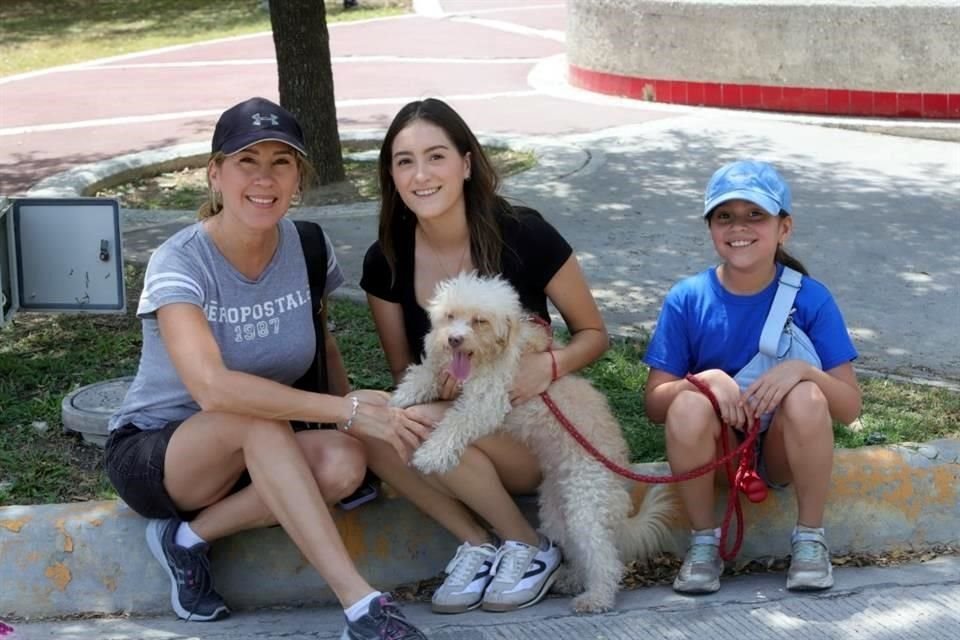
[62,376,133,447]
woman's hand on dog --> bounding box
[509,351,554,406]
[351,402,433,463]
[404,402,449,429]
[437,372,463,401]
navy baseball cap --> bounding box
[211,97,307,156]
[703,160,792,217]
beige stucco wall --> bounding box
[568,0,960,93]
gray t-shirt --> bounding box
[110,218,344,431]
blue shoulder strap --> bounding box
[758,267,802,357]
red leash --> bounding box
[539,374,766,561]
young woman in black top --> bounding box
[360,98,609,613]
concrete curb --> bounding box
[27,143,209,199]
[527,54,960,143]
[2,439,957,619]
[24,128,588,200]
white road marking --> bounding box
[57,56,539,71]
[0,91,541,136]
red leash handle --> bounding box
[684,375,767,498]
[540,373,766,562]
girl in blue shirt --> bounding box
[643,160,861,595]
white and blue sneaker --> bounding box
[431,542,498,613]
[481,536,561,612]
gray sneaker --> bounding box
[673,530,723,594]
[145,518,229,621]
[340,594,427,640]
[431,542,498,613]
[787,527,834,591]
[481,537,561,612]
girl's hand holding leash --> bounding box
[697,369,749,430]
[509,350,555,406]
[741,360,812,418]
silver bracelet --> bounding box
[342,396,360,431]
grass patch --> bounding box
[2,289,957,506]
[94,144,537,210]
[0,0,411,77]
[0,264,145,506]
[578,336,960,464]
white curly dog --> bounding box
[390,272,675,613]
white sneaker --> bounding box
[481,537,562,612]
[431,542,498,613]
[787,526,834,591]
[672,529,723,594]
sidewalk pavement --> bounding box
[8,556,960,639]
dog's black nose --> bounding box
[448,335,463,348]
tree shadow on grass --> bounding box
[0,0,270,49]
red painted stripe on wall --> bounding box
[568,65,960,120]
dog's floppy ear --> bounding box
[497,314,516,349]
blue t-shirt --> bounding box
[643,264,857,378]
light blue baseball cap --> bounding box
[703,160,792,218]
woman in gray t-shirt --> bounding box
[104,97,429,639]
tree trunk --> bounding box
[269,0,345,185]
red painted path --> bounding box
[1,1,678,194]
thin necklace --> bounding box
[419,227,469,279]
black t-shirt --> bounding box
[360,206,573,363]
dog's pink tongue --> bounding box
[449,351,471,382]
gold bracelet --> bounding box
[342,395,360,431]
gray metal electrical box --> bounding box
[1,197,126,326]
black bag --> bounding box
[293,220,380,509]
[292,220,330,415]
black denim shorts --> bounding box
[103,421,188,520]
[103,420,319,520]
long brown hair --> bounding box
[196,150,317,221]
[376,98,516,281]
[775,245,807,275]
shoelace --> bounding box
[491,543,536,584]
[686,542,719,566]
[445,543,495,585]
[374,598,425,640]
[792,539,827,564]
[176,545,215,621]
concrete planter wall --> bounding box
[2,440,957,618]
[567,0,960,118]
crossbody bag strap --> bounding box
[758,266,802,357]
[293,220,329,396]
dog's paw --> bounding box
[570,592,614,614]
[412,442,460,475]
[389,386,417,408]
